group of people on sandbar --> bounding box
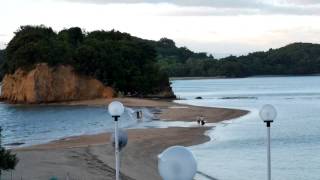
[196,115,206,126]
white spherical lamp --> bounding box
[259,104,277,122]
[108,101,125,117]
[158,146,197,180]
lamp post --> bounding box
[259,104,277,180]
[108,101,125,180]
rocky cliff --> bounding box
[0,63,114,103]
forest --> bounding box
[151,39,320,77]
[1,25,320,88]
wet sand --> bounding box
[8,98,248,180]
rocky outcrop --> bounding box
[1,63,114,103]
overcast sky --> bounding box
[1,0,320,58]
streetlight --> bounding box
[259,104,277,180]
[108,101,125,180]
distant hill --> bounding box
[143,38,216,77]
[153,41,320,77]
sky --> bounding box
[1,0,320,58]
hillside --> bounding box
[153,41,320,77]
[145,38,215,77]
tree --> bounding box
[158,38,176,48]
[4,25,70,74]
[58,27,84,47]
[0,127,19,179]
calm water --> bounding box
[171,76,320,180]
[0,104,195,148]
[0,105,137,147]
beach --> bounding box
[10,98,248,180]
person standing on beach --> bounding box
[199,115,206,126]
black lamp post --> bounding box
[259,104,277,180]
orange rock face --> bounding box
[1,63,114,103]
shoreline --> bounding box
[170,74,320,81]
[9,98,248,180]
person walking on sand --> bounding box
[136,110,143,122]
[199,115,206,126]
[201,119,206,126]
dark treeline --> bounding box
[0,50,5,78]
[0,50,4,62]
[151,39,320,77]
[0,25,170,95]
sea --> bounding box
[172,76,320,180]
[0,76,319,179]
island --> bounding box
[0,25,175,103]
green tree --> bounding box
[0,127,19,179]
[4,25,70,74]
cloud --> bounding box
[157,5,320,16]
[63,0,262,8]
[58,0,320,15]
[283,0,320,5]
[2,0,320,55]
[62,0,320,6]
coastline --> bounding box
[170,74,320,81]
[170,76,227,80]
[9,98,248,180]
